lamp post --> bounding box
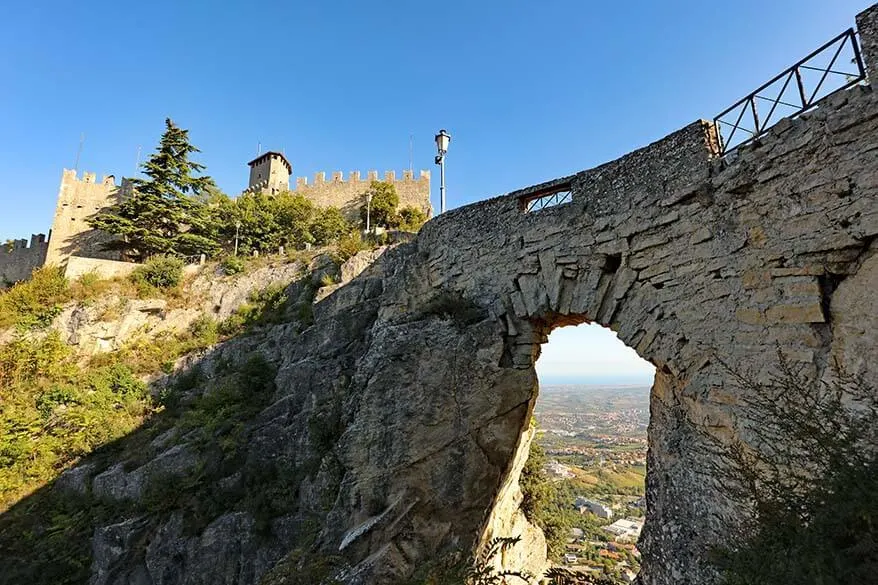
[434,129,451,214]
[365,192,373,234]
[234,221,241,256]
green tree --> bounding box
[310,207,350,245]
[520,438,572,560]
[275,192,318,246]
[89,118,218,261]
[363,181,400,228]
[398,206,428,232]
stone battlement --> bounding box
[293,169,433,221]
[294,169,430,189]
[61,168,118,187]
[6,233,48,251]
[47,168,127,265]
[0,233,49,286]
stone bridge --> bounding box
[319,7,878,583]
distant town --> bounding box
[534,384,650,581]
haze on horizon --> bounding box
[536,323,655,386]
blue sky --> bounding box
[0,0,868,383]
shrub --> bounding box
[188,315,219,346]
[398,206,428,232]
[220,256,245,275]
[310,207,350,245]
[0,266,69,329]
[361,181,400,228]
[130,256,184,290]
[698,356,878,584]
[68,271,112,301]
[333,231,368,263]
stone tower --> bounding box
[246,151,292,194]
[45,169,127,266]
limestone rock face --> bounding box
[7,38,878,585]
[27,260,307,359]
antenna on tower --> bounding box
[74,133,85,171]
[257,142,262,156]
[409,134,413,173]
[135,145,142,176]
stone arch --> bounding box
[328,80,878,584]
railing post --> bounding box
[856,4,878,80]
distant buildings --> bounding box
[574,496,613,519]
[545,460,575,479]
[603,519,644,542]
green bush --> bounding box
[220,256,245,275]
[705,359,878,585]
[188,315,219,346]
[333,231,368,263]
[361,181,400,228]
[398,206,428,232]
[0,266,69,329]
[310,207,350,245]
[131,255,184,289]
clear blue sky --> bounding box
[0,0,868,382]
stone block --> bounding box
[764,303,825,324]
[735,307,764,325]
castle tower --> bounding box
[45,169,124,266]
[247,151,292,194]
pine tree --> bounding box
[89,118,219,261]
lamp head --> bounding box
[434,129,451,155]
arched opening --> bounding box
[487,320,658,581]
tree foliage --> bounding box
[202,191,351,255]
[398,206,429,232]
[520,437,573,560]
[89,118,218,261]
[362,181,400,228]
[699,354,878,585]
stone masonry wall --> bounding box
[294,169,432,222]
[400,84,878,584]
[0,234,48,286]
[45,169,126,266]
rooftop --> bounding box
[247,151,292,174]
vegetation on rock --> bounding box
[130,255,184,289]
[703,356,878,585]
[520,438,574,560]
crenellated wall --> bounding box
[0,234,49,286]
[294,169,432,221]
[45,169,129,266]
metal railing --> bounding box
[714,28,866,155]
[520,183,573,212]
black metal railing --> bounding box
[520,185,573,212]
[714,28,866,155]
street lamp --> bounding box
[434,129,451,214]
[365,192,373,234]
[234,221,241,256]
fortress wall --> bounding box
[45,169,126,266]
[63,256,139,281]
[294,169,432,222]
[0,234,49,286]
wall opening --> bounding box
[526,321,655,580]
